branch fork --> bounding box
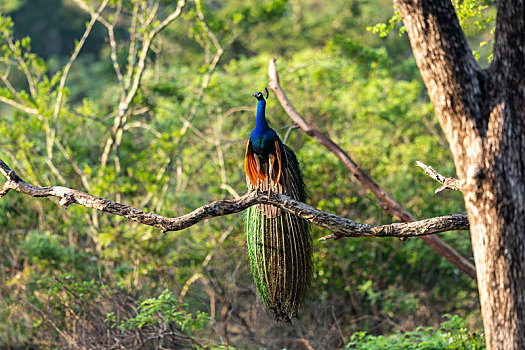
[416,161,462,193]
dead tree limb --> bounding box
[416,161,462,193]
[0,157,467,239]
[267,58,476,280]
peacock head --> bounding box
[252,87,269,101]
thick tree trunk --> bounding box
[396,0,525,348]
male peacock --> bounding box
[245,88,312,321]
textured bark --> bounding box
[0,157,468,238]
[396,0,525,348]
[416,161,462,193]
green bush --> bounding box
[346,315,485,349]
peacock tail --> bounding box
[245,142,312,321]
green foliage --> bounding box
[327,34,390,66]
[0,0,26,13]
[367,7,405,38]
[0,13,47,97]
[453,0,496,30]
[117,289,209,334]
[0,0,485,348]
[367,0,496,65]
[21,231,72,267]
[453,0,497,64]
[346,315,485,349]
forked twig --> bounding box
[416,161,462,193]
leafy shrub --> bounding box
[346,315,485,349]
[115,289,209,335]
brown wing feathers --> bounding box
[245,140,287,218]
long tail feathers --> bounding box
[245,145,312,321]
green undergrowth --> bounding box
[346,315,485,349]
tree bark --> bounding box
[0,158,469,239]
[396,0,525,348]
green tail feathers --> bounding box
[245,145,312,321]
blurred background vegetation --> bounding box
[0,0,494,348]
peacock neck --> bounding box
[254,99,270,132]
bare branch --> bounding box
[150,0,186,38]
[0,95,38,115]
[6,37,36,97]
[180,0,224,134]
[416,161,462,193]
[318,213,468,241]
[55,139,92,191]
[267,58,476,280]
[50,0,109,163]
[72,0,124,86]
[52,0,109,137]
[0,157,467,238]
[100,0,186,168]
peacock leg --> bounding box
[254,154,261,192]
[268,154,276,200]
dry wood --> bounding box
[267,58,476,280]
[0,157,467,239]
[416,161,462,193]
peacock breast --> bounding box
[249,128,279,156]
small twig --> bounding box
[44,157,68,185]
[143,2,160,30]
[123,121,162,138]
[220,183,240,198]
[125,2,139,92]
[1,157,468,239]
[0,95,38,115]
[99,0,186,168]
[222,106,252,118]
[150,0,186,37]
[298,338,315,350]
[50,0,109,160]
[1,66,21,98]
[6,37,36,97]
[416,161,462,193]
[55,139,91,191]
[283,123,298,144]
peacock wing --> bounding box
[245,143,312,321]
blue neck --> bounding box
[254,99,269,131]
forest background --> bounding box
[0,0,494,348]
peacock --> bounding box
[244,88,312,321]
